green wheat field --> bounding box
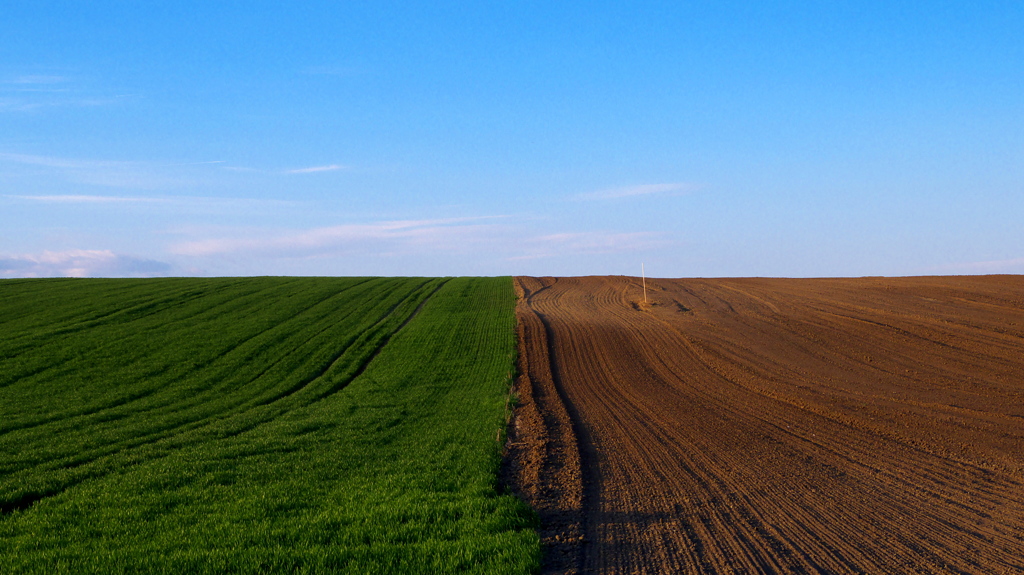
[0,277,539,574]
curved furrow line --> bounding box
[0,278,438,516]
[67,279,427,447]
[506,276,587,575]
[0,278,272,388]
[0,278,391,458]
[178,278,449,444]
[653,297,1023,467]
[649,319,1024,550]
[597,360,927,571]
[0,278,264,361]
[0,278,377,433]
[659,341,1018,510]
[514,275,1024,574]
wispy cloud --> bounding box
[284,164,346,174]
[220,163,348,175]
[170,216,510,258]
[0,74,132,112]
[0,250,172,278]
[0,152,122,169]
[577,182,699,200]
[509,231,670,260]
[0,152,217,189]
[11,75,69,85]
[927,257,1024,274]
[4,193,301,215]
[0,152,225,171]
[0,89,132,112]
[168,160,226,167]
[6,194,164,204]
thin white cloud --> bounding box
[577,182,699,200]
[219,163,348,174]
[1,74,131,112]
[7,194,164,204]
[10,75,69,85]
[509,231,670,260]
[170,196,302,209]
[167,160,226,166]
[0,152,124,169]
[927,257,1024,274]
[1,100,44,112]
[0,152,174,188]
[0,152,224,189]
[4,194,301,215]
[170,216,510,258]
[0,152,226,171]
[0,250,172,278]
[7,88,72,94]
[284,164,346,174]
[0,94,131,112]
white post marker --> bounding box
[642,262,647,303]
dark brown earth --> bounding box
[504,275,1024,574]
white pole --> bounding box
[642,262,647,303]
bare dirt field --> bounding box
[505,275,1024,574]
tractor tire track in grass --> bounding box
[509,275,1024,574]
[0,277,538,574]
[0,278,371,425]
[0,278,441,514]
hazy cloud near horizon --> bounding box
[927,257,1024,275]
[510,232,671,261]
[0,250,173,278]
[2,3,1021,277]
[169,216,518,258]
[0,213,678,278]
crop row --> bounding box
[0,277,538,573]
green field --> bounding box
[0,277,539,573]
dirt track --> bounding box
[505,276,1024,574]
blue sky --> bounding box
[1,2,1022,278]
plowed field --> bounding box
[506,275,1024,574]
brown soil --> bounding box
[505,275,1024,574]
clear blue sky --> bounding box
[2,2,1022,277]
